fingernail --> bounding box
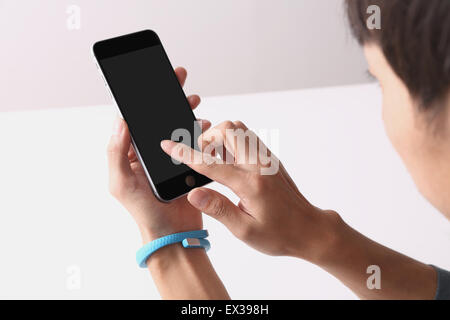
[201,119,211,127]
[160,140,174,152]
[188,189,210,209]
[112,117,123,136]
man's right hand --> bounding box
[161,120,341,263]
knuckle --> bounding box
[233,120,247,129]
[210,198,227,218]
[221,120,235,132]
[173,143,190,161]
[198,133,212,150]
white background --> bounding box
[1,84,449,299]
[0,0,368,111]
[1,0,449,300]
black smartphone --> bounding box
[93,30,211,202]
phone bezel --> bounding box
[93,30,211,202]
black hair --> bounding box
[346,0,450,111]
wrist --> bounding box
[145,241,229,300]
[291,209,347,266]
[147,242,207,273]
[139,226,158,244]
[138,225,203,244]
[137,228,209,270]
[314,210,347,266]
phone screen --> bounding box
[94,30,210,201]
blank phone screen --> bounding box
[100,45,197,184]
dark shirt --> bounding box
[432,265,450,300]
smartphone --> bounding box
[93,30,211,202]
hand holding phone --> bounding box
[105,67,211,242]
[94,30,211,202]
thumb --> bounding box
[188,188,248,233]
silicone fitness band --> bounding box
[136,230,210,268]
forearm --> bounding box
[144,235,230,300]
[302,213,437,300]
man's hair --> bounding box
[346,0,450,112]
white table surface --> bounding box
[1,83,449,299]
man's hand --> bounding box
[161,120,339,262]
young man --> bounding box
[107,0,450,299]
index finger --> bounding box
[160,140,246,195]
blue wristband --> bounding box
[136,230,210,268]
